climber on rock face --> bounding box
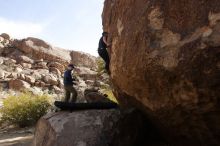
[63,64,78,103]
[98,32,111,73]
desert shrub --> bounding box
[0,92,51,127]
[96,57,105,73]
[102,89,118,103]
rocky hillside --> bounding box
[0,33,107,102]
[103,0,220,145]
[1,34,97,69]
[0,33,118,146]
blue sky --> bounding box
[0,0,104,56]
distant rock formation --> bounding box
[70,50,97,70]
[103,0,220,145]
[5,37,67,65]
[0,33,107,100]
[0,34,97,68]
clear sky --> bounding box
[0,0,104,56]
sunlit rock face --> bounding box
[103,0,220,145]
[70,51,97,70]
[12,37,71,65]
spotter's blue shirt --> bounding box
[63,70,74,86]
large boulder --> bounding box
[9,79,30,90]
[51,85,62,94]
[21,62,32,69]
[34,81,46,88]
[43,74,58,85]
[84,88,112,103]
[0,33,10,40]
[47,62,64,72]
[34,61,48,69]
[4,58,16,66]
[18,55,34,64]
[77,67,97,81]
[7,73,18,79]
[32,71,42,80]
[32,109,166,146]
[70,51,97,69]
[13,37,70,65]
[35,69,49,76]
[25,75,36,85]
[20,68,33,76]
[18,73,26,81]
[49,67,61,77]
[103,0,220,145]
[14,66,23,73]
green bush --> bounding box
[96,57,105,73]
[0,92,51,127]
[102,89,118,103]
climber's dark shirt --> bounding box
[98,36,107,50]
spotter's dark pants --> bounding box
[64,85,77,102]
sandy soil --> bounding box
[0,126,34,146]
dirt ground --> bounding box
[0,126,34,146]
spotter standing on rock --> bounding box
[98,32,111,73]
[63,64,78,102]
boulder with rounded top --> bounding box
[4,58,16,66]
[21,63,32,69]
[25,75,36,85]
[43,74,58,85]
[0,33,10,40]
[49,67,61,76]
[18,55,34,64]
[48,62,64,72]
[9,79,30,90]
